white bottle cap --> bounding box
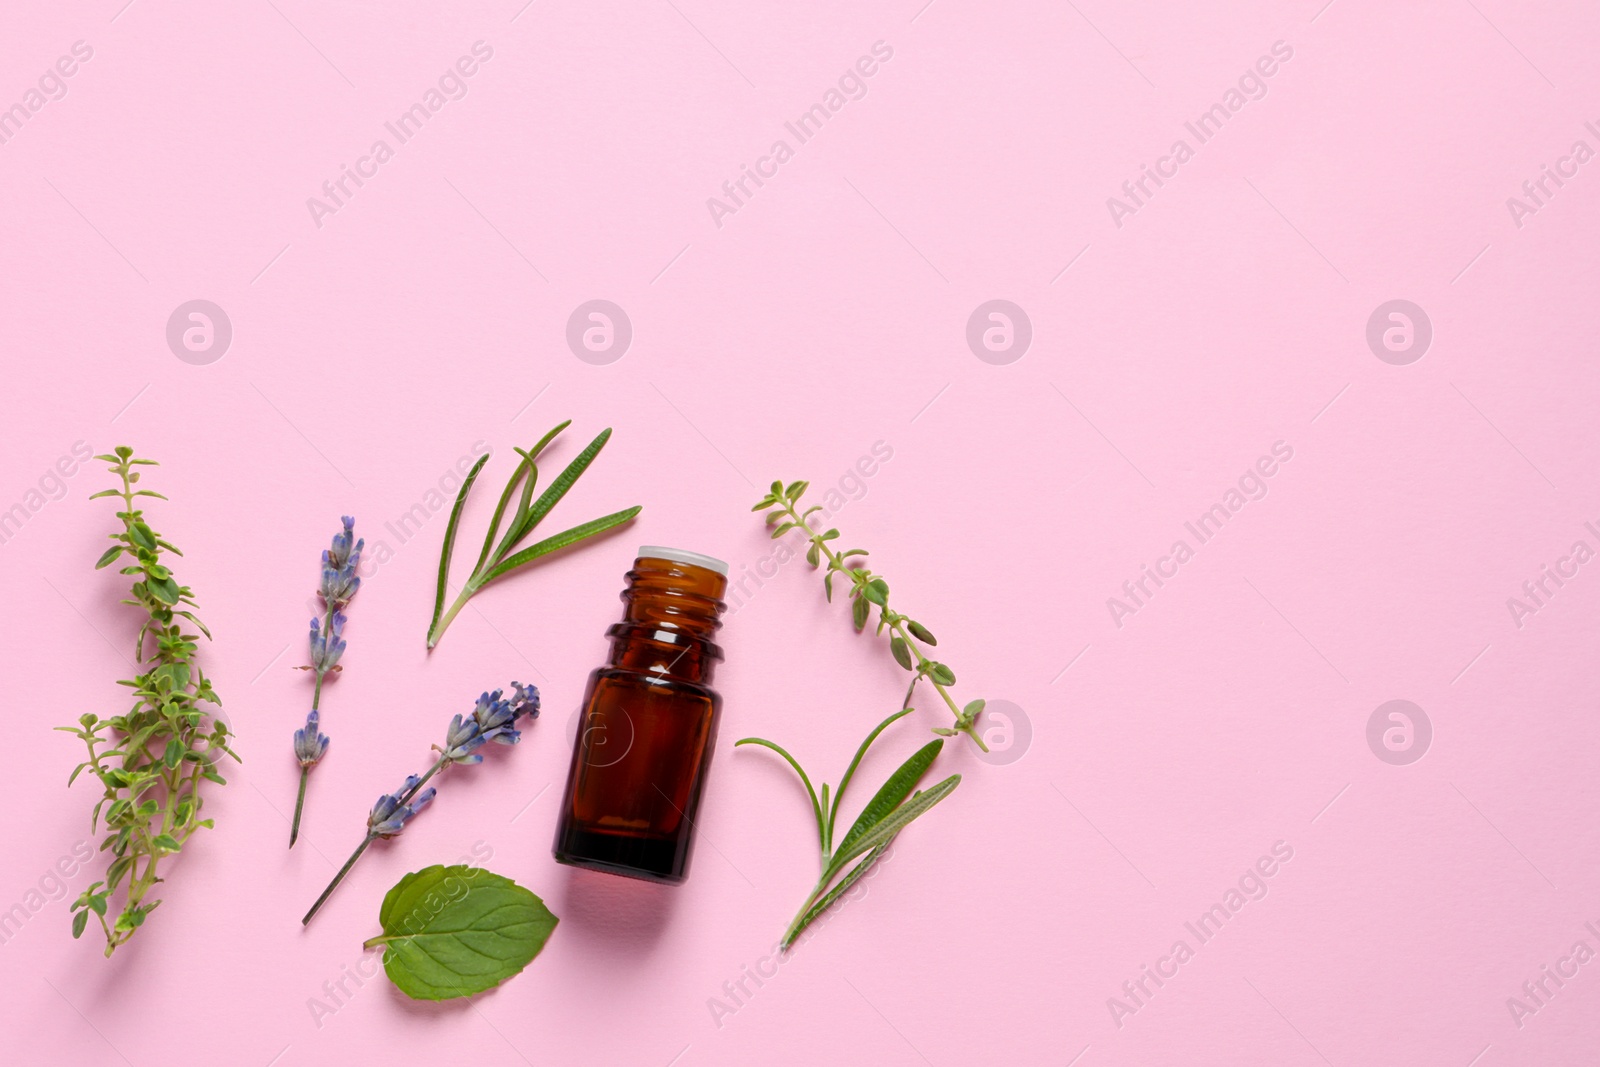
[637,546,728,575]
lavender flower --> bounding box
[302,681,542,925]
[292,517,365,849]
[308,613,347,674]
[368,776,436,838]
[319,562,361,609]
[439,685,541,764]
[294,710,330,766]
[327,516,360,571]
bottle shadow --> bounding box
[552,864,679,959]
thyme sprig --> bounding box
[753,480,989,750]
[58,448,237,956]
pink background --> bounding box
[4,1,1600,1064]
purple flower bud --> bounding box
[308,613,348,673]
[293,710,330,767]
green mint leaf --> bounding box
[366,865,558,1001]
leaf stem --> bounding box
[780,876,828,949]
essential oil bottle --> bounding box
[553,547,728,884]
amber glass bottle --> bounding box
[553,547,729,884]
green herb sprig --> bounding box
[427,420,641,649]
[753,480,989,750]
[58,448,236,955]
[738,709,959,949]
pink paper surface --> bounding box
[4,1,1599,1064]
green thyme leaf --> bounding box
[74,450,230,955]
[890,636,914,671]
[907,621,936,645]
[365,865,558,1001]
[851,595,869,631]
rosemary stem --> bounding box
[427,584,475,650]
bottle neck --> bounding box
[606,555,727,685]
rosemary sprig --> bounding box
[426,421,641,649]
[753,480,989,750]
[58,448,237,955]
[738,708,959,949]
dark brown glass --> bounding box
[552,550,728,884]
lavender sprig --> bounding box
[301,683,540,925]
[290,517,363,848]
